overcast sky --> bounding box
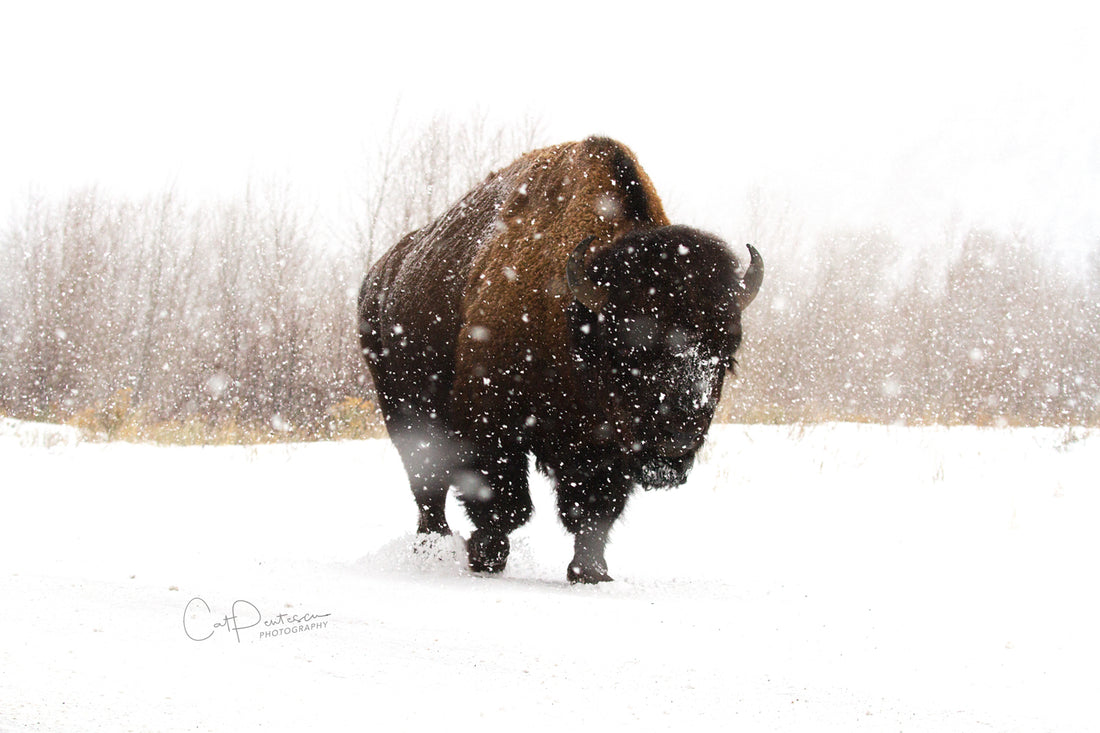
[2,0,1098,256]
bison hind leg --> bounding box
[413,482,452,536]
[388,420,460,537]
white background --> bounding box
[2,0,1098,257]
[2,419,1097,730]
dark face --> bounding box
[570,226,744,488]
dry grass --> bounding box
[6,392,390,445]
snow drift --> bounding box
[1,421,1097,731]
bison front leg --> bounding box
[456,449,532,575]
[555,463,632,584]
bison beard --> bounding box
[634,453,695,490]
[358,136,762,583]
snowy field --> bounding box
[1,417,1097,731]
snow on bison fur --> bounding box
[358,136,762,583]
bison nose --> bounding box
[659,427,701,457]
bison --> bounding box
[358,136,762,583]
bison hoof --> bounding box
[467,530,510,574]
[567,562,614,584]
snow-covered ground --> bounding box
[1,418,1097,731]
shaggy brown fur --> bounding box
[359,136,760,583]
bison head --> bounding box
[567,225,762,488]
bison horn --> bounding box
[566,236,609,313]
[737,243,763,309]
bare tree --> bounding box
[2,117,1096,438]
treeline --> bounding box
[1,119,1097,440]
[0,116,541,440]
[0,186,359,439]
[721,198,1100,426]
